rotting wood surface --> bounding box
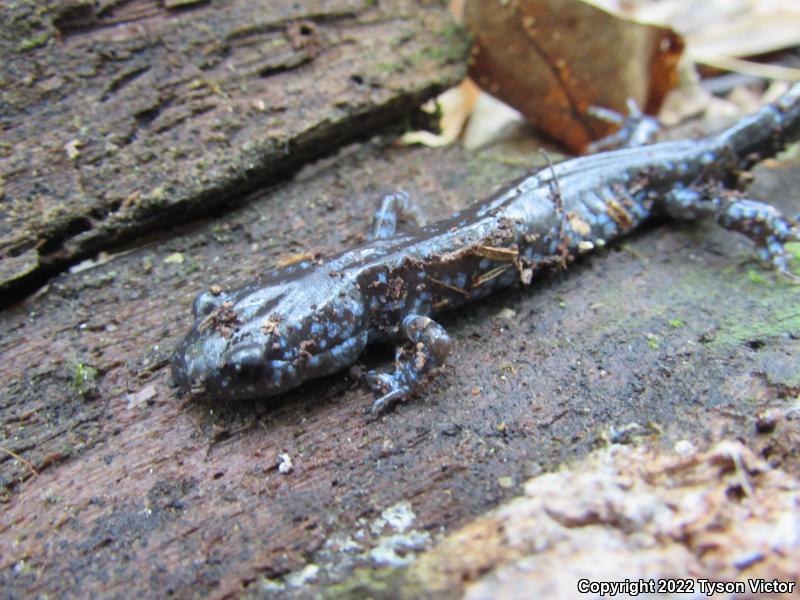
[1,128,799,596]
[0,0,468,302]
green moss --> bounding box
[381,20,468,74]
[72,362,99,399]
[184,256,201,274]
[434,22,470,63]
[323,566,418,600]
[747,269,767,285]
[16,30,50,52]
[671,261,800,346]
[708,306,800,349]
[786,242,800,277]
[374,61,405,75]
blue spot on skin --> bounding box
[629,200,650,220]
[326,321,342,338]
[383,299,404,312]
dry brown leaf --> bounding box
[464,0,683,151]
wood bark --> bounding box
[0,0,467,301]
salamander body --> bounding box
[172,83,800,413]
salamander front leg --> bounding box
[586,98,660,152]
[660,186,799,278]
[363,314,452,415]
[371,190,426,239]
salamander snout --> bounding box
[171,332,223,397]
[172,335,277,399]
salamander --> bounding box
[172,82,800,414]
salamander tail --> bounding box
[713,81,800,165]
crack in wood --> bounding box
[0,1,468,307]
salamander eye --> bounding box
[193,290,226,318]
[223,343,265,380]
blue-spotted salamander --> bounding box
[172,82,800,414]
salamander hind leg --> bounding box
[660,185,800,279]
[370,191,426,239]
[362,314,452,415]
[720,199,799,278]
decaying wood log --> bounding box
[338,441,800,598]
[0,0,468,302]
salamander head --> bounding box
[171,268,368,401]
